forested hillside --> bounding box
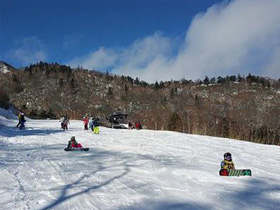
[1,61,280,145]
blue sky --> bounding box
[1,0,280,82]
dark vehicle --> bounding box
[108,112,128,129]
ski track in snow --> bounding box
[1,116,280,210]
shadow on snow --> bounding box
[40,165,130,210]
[225,178,280,209]
[0,124,65,138]
[117,200,212,210]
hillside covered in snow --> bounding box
[0,109,280,210]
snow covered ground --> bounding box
[1,110,280,210]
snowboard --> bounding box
[219,169,252,176]
[64,148,89,151]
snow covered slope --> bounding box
[0,115,280,210]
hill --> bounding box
[0,110,280,209]
[0,61,280,145]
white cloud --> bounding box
[68,32,174,73]
[7,36,47,66]
[69,47,118,70]
[68,0,280,82]
[176,0,280,80]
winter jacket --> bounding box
[221,160,235,170]
[92,119,98,127]
[83,118,89,124]
[20,115,26,123]
[67,140,82,149]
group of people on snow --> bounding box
[58,114,234,171]
[83,116,100,134]
[14,112,237,170]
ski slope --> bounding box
[1,110,280,210]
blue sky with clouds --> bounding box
[1,0,280,82]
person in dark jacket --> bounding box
[18,113,26,130]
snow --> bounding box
[0,63,11,73]
[1,109,280,210]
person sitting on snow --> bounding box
[221,152,235,170]
[67,136,83,150]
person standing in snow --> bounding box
[92,118,99,134]
[83,116,89,130]
[16,113,21,128]
[88,117,94,131]
[221,152,235,170]
[59,116,65,129]
[62,116,70,130]
[17,113,26,130]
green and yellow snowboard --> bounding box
[219,169,252,176]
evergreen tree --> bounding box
[203,76,210,85]
[154,81,159,90]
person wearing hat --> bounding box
[221,152,235,170]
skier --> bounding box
[83,117,89,130]
[221,152,235,170]
[67,136,83,150]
